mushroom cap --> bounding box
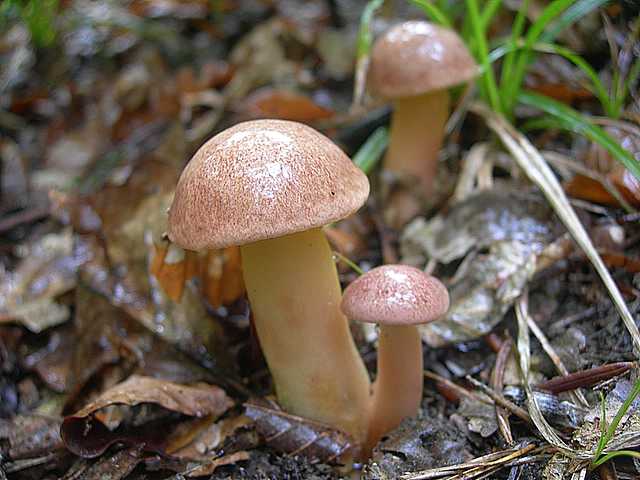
[341,265,449,326]
[167,119,369,250]
[369,21,477,99]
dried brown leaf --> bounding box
[61,375,233,458]
[0,415,63,460]
[244,400,354,464]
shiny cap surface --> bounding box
[341,265,449,325]
[369,21,477,98]
[168,119,369,250]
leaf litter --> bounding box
[2,1,640,479]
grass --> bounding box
[591,378,640,468]
[405,0,640,179]
[1,0,59,48]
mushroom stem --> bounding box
[241,227,371,443]
[385,90,450,197]
[365,324,423,454]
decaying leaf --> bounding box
[0,414,63,460]
[244,399,354,464]
[364,414,472,480]
[237,87,334,122]
[0,228,80,333]
[400,190,563,347]
[61,375,233,458]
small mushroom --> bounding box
[341,265,449,454]
[167,119,371,443]
[369,21,477,223]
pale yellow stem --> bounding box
[385,90,450,197]
[364,324,423,454]
[241,227,371,444]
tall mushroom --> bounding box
[341,265,449,454]
[368,21,477,223]
[167,119,371,443]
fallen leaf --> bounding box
[201,247,245,308]
[244,399,353,464]
[61,375,233,458]
[0,228,80,333]
[0,414,63,460]
[238,87,334,122]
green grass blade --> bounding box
[542,0,610,43]
[613,56,640,117]
[592,378,640,466]
[518,91,640,180]
[411,0,453,28]
[353,126,389,174]
[504,0,574,114]
[500,0,530,114]
[490,41,613,114]
[592,450,640,468]
[466,0,501,112]
[357,0,384,59]
[480,0,502,31]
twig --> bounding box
[0,206,50,233]
[424,370,483,404]
[491,337,514,444]
[538,362,635,394]
[526,313,589,407]
[465,376,532,424]
[400,444,537,480]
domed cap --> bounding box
[168,119,369,250]
[341,265,449,325]
[369,21,478,99]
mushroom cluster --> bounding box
[342,265,449,454]
[167,118,451,458]
[165,19,468,460]
[167,119,371,444]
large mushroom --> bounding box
[369,21,477,223]
[167,119,371,444]
[341,265,449,454]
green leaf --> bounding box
[466,0,501,112]
[491,41,613,115]
[356,0,384,59]
[592,378,640,467]
[411,0,453,28]
[504,0,574,114]
[353,126,389,174]
[518,91,640,181]
[541,0,611,43]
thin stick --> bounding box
[465,376,532,424]
[526,314,589,407]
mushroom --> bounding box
[167,119,371,443]
[341,265,449,454]
[368,21,477,220]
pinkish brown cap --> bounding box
[167,119,369,250]
[369,21,477,99]
[341,265,449,326]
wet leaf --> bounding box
[61,375,233,458]
[73,445,145,480]
[401,190,557,265]
[0,414,63,460]
[238,88,334,123]
[244,399,354,464]
[0,228,80,333]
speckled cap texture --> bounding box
[167,119,370,250]
[369,21,478,99]
[341,265,449,326]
